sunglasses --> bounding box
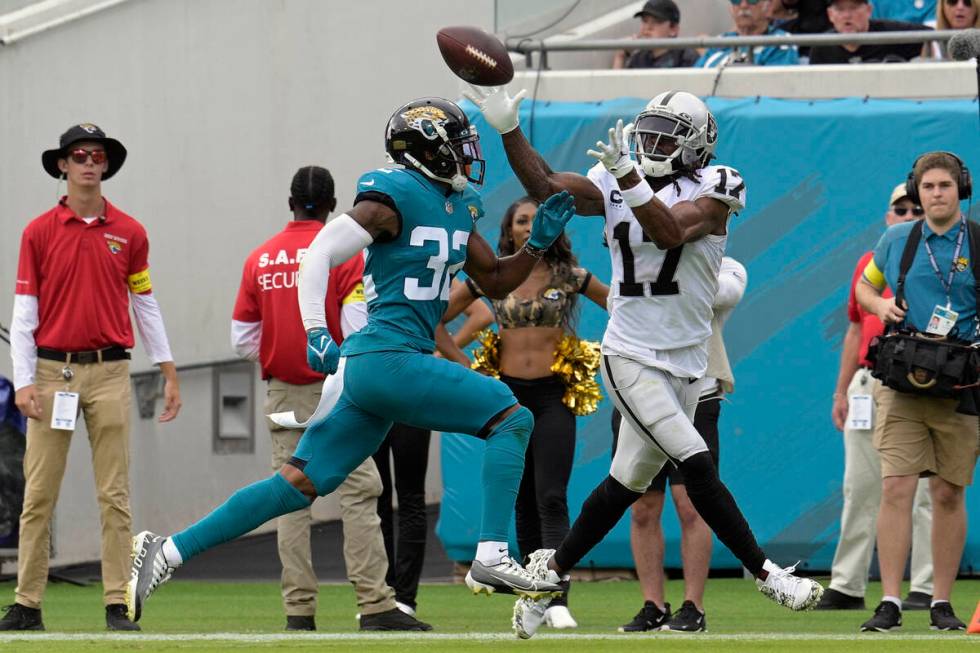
[892,206,925,217]
[68,148,107,165]
[945,0,973,7]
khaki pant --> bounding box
[829,368,933,597]
[265,378,394,617]
[17,357,132,608]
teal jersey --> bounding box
[342,168,485,355]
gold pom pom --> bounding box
[551,335,603,416]
[470,329,501,378]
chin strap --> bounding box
[403,153,467,191]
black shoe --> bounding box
[930,602,966,631]
[0,603,43,631]
[285,615,316,631]
[860,601,902,632]
[664,600,707,633]
[359,607,433,631]
[902,591,932,611]
[816,588,865,610]
[106,604,141,631]
[618,601,671,632]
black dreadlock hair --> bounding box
[290,166,335,218]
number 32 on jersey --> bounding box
[404,226,468,301]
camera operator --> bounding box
[855,151,977,632]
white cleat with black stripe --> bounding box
[465,555,561,599]
[126,531,175,622]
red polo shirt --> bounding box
[848,250,892,367]
[15,197,151,351]
[233,220,365,385]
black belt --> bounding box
[37,346,130,364]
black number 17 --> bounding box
[613,222,682,297]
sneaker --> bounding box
[105,604,140,631]
[756,561,824,611]
[618,601,671,632]
[0,603,43,631]
[930,602,966,631]
[903,591,932,611]
[544,604,577,629]
[126,531,175,622]
[359,607,432,631]
[285,615,315,631]
[665,600,706,633]
[513,595,551,639]
[395,601,416,617]
[816,588,865,611]
[465,554,561,599]
[860,601,902,632]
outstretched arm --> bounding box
[464,191,577,299]
[465,86,605,217]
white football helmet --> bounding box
[631,91,717,178]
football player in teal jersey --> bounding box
[126,98,574,623]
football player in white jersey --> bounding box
[465,87,824,638]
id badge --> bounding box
[846,394,873,431]
[925,305,958,336]
[51,391,80,431]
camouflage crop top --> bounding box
[466,263,592,329]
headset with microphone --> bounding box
[905,151,973,205]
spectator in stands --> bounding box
[2,124,181,632]
[929,0,980,58]
[612,0,699,69]
[873,0,937,24]
[231,166,430,632]
[696,0,801,67]
[809,0,933,64]
[772,0,833,34]
[818,184,933,612]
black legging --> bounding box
[372,422,430,609]
[503,375,576,560]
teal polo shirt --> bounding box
[865,217,978,341]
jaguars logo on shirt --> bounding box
[955,256,969,273]
[107,240,122,255]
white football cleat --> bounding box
[513,595,550,639]
[544,604,578,629]
[756,560,824,611]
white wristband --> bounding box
[621,180,655,207]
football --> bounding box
[436,25,514,86]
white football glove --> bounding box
[462,84,527,135]
[587,119,635,179]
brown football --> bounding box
[436,25,514,86]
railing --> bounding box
[507,30,965,68]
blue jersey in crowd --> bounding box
[696,26,800,68]
[342,167,485,356]
[872,0,936,25]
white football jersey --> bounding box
[587,162,746,379]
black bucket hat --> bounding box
[42,123,127,180]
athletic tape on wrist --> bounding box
[621,180,655,207]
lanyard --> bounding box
[922,216,966,306]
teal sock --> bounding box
[172,473,309,562]
[480,406,533,541]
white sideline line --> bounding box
[0,632,976,642]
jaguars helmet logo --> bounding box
[955,256,969,273]
[401,106,450,141]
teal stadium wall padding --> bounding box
[437,96,980,572]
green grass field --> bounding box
[0,578,978,651]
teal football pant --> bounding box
[173,351,531,561]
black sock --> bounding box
[554,475,642,572]
[680,451,767,576]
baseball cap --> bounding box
[890,183,911,205]
[42,123,127,180]
[634,0,681,24]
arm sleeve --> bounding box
[230,320,262,361]
[714,257,747,310]
[298,214,374,331]
[341,302,368,338]
[131,293,174,364]
[10,295,38,391]
[15,227,40,297]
